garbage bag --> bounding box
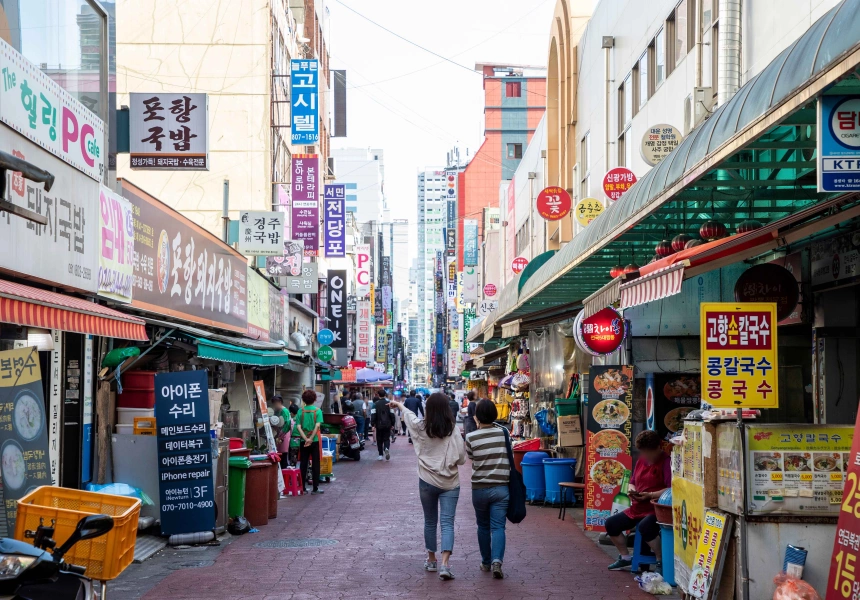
[85,482,153,506]
[634,572,672,595]
[102,346,140,368]
[773,574,822,600]
[228,516,251,535]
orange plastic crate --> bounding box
[14,486,140,580]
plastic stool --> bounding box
[630,527,658,573]
[281,468,303,496]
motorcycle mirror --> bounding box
[53,514,114,560]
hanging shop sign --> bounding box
[478,300,497,318]
[828,414,860,598]
[155,370,215,536]
[484,207,501,231]
[811,229,860,291]
[129,93,208,170]
[285,257,318,295]
[641,124,683,166]
[317,345,333,362]
[483,283,497,297]
[375,325,387,363]
[290,59,319,145]
[356,300,373,361]
[0,347,50,532]
[355,244,371,296]
[268,285,285,343]
[672,475,705,583]
[238,211,283,257]
[323,184,345,257]
[535,186,572,221]
[327,269,348,349]
[733,263,799,322]
[574,307,627,356]
[602,167,637,201]
[266,239,303,277]
[575,197,604,227]
[121,179,247,332]
[652,373,701,444]
[97,185,135,303]
[246,267,270,341]
[463,219,479,266]
[699,302,779,409]
[462,267,478,303]
[818,95,860,192]
[584,365,634,532]
[769,253,804,325]
[0,38,104,181]
[445,227,456,257]
[462,308,476,352]
[317,329,334,345]
[291,154,319,256]
[511,256,529,275]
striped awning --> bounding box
[582,278,621,319]
[0,280,148,341]
[620,263,687,310]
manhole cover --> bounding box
[168,560,215,569]
[253,538,338,549]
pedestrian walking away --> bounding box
[462,391,478,437]
[465,399,510,579]
[404,390,424,444]
[351,392,366,441]
[297,389,325,495]
[372,389,393,461]
[388,392,466,581]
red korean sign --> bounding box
[536,186,572,221]
[602,167,637,201]
[827,413,860,599]
[576,307,626,356]
[699,303,779,409]
[484,283,497,297]
[511,256,529,275]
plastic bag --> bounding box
[773,574,822,600]
[102,347,140,369]
[634,572,672,595]
[228,516,251,535]
[85,482,153,506]
[533,409,557,436]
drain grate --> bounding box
[168,560,215,570]
[253,538,338,549]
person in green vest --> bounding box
[288,404,300,467]
[297,389,324,494]
[270,395,291,469]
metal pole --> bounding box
[737,409,750,600]
[222,179,230,243]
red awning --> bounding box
[0,280,148,341]
[620,262,687,309]
[638,231,776,278]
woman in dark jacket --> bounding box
[462,391,478,436]
[372,390,394,461]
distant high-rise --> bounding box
[332,148,386,227]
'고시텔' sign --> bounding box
[575,307,626,356]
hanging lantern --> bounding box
[684,238,704,249]
[737,219,763,234]
[623,263,640,279]
[610,264,625,279]
[656,239,676,258]
[671,233,692,252]
[700,219,727,241]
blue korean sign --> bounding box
[324,184,345,257]
[155,371,215,536]
[290,59,319,144]
[317,328,334,345]
[463,219,479,266]
[818,95,860,192]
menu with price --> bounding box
[155,371,214,535]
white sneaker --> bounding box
[385,448,390,460]
[377,455,384,461]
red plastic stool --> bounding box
[282,468,303,496]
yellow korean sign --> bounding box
[574,197,604,227]
[688,510,730,598]
[672,477,705,581]
[700,302,778,409]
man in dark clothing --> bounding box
[372,390,393,461]
[403,390,424,444]
[448,395,460,422]
[463,391,479,436]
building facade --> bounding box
[331,147,385,226]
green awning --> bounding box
[190,335,290,366]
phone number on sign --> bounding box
[161,501,213,512]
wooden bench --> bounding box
[558,482,585,521]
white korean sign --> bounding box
[238,211,284,257]
[640,124,683,166]
[356,244,371,296]
[462,266,479,303]
[129,93,208,170]
[0,125,98,291]
[356,300,373,361]
[478,300,498,317]
[97,185,135,303]
[0,38,104,182]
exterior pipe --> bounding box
[718,0,742,105]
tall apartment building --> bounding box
[331,147,386,227]
[390,218,410,325]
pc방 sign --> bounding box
[355,244,371,296]
[291,154,319,256]
[238,211,283,257]
[290,59,319,145]
[129,93,208,170]
[323,184,345,257]
[97,186,135,303]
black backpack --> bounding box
[376,402,392,429]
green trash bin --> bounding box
[228,456,252,518]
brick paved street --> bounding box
[117,435,651,599]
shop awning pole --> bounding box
[737,410,750,600]
[100,328,175,381]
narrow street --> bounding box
[115,438,650,600]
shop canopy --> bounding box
[0,279,148,341]
[464,344,510,371]
[474,0,860,342]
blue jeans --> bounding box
[418,479,460,554]
[353,414,365,439]
[472,485,509,564]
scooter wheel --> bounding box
[352,449,361,461]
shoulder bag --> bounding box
[496,424,527,524]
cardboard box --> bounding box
[557,415,583,447]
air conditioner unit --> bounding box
[683,87,715,134]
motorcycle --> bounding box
[338,414,363,461]
[0,513,115,600]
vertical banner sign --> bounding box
[447,258,457,302]
[584,365,634,532]
[323,185,345,257]
[355,244,371,296]
[700,302,779,409]
[463,267,478,303]
[98,185,135,303]
[381,256,392,311]
[268,286,285,343]
[245,266,270,341]
[291,154,319,256]
[81,336,93,484]
[463,219,479,266]
[375,325,387,363]
[129,93,209,170]
[356,300,373,361]
[238,211,283,256]
[327,270,347,348]
[463,308,476,352]
[829,411,860,598]
[290,59,319,144]
[818,95,860,193]
[155,371,214,536]
[0,347,50,532]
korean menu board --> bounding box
[0,347,50,533]
[121,179,248,333]
[827,410,860,600]
[584,365,633,532]
[747,424,852,516]
[653,373,701,445]
[155,371,215,536]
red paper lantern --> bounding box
[656,239,676,257]
[671,233,692,252]
[684,238,704,249]
[610,265,625,278]
[700,219,727,241]
[737,219,763,234]
[623,263,640,280]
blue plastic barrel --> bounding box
[660,524,675,585]
[543,458,577,504]
[521,451,549,502]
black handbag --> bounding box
[497,425,527,524]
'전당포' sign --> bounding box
[324,184,345,257]
[129,93,208,170]
[291,154,319,256]
[818,95,860,193]
[237,211,283,257]
[290,59,319,145]
[699,302,779,409]
[98,185,135,303]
